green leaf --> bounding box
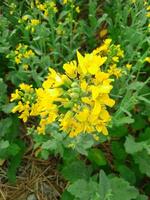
[67,179,98,200]
[115,116,134,126]
[109,126,128,137]
[131,115,146,130]
[2,103,16,114]
[111,141,127,161]
[42,140,57,150]
[134,151,150,177]
[40,149,49,160]
[61,160,90,182]
[7,140,26,183]
[117,165,136,184]
[67,179,89,199]
[88,148,107,166]
[110,177,139,200]
[8,143,21,156]
[138,127,150,141]
[136,194,148,200]
[0,117,12,137]
[124,135,148,154]
[61,190,74,200]
[0,140,9,149]
[138,96,150,105]
[99,170,112,200]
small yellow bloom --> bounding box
[15,57,21,64]
[108,64,122,78]
[22,15,29,21]
[62,0,68,4]
[112,56,119,63]
[147,6,150,11]
[99,29,108,38]
[144,57,150,63]
[75,6,80,13]
[19,83,33,92]
[31,19,40,26]
[126,63,132,70]
[11,89,21,102]
[63,61,77,78]
[146,12,150,17]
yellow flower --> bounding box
[24,50,34,58]
[12,101,30,122]
[22,15,29,21]
[146,12,150,17]
[96,121,108,135]
[22,64,29,70]
[15,56,21,64]
[112,56,119,63]
[75,6,80,13]
[11,38,124,137]
[99,29,108,38]
[31,19,40,26]
[63,61,77,78]
[42,68,63,89]
[12,101,24,113]
[76,107,89,122]
[147,5,150,11]
[19,83,33,92]
[77,51,107,76]
[62,0,68,4]
[37,4,46,11]
[144,57,150,63]
[11,89,21,102]
[126,63,132,70]
[108,64,122,78]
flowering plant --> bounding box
[11,39,125,139]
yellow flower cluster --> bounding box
[146,5,150,17]
[11,84,34,122]
[14,44,35,69]
[35,0,58,16]
[11,39,124,138]
[19,15,40,32]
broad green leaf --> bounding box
[88,148,107,166]
[111,141,127,161]
[134,151,150,177]
[8,143,20,156]
[7,140,26,183]
[42,140,57,150]
[117,165,136,184]
[40,149,49,160]
[110,177,139,200]
[99,170,112,200]
[61,160,90,182]
[67,179,98,200]
[109,126,128,137]
[61,190,74,200]
[138,127,150,142]
[124,135,148,154]
[131,115,146,130]
[2,103,16,114]
[0,118,12,137]
[0,140,9,149]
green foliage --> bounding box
[88,148,107,166]
[0,0,150,199]
[66,170,142,200]
[61,160,91,182]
